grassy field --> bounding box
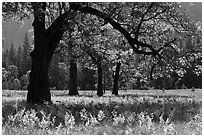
[2,89,202,135]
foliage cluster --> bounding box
[2,92,202,135]
[2,66,30,90]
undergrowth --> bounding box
[2,95,202,135]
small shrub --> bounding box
[2,81,8,89]
[191,87,195,92]
[113,114,125,126]
[97,110,106,122]
[64,111,75,128]
[185,113,202,135]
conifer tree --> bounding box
[22,32,31,74]
[9,41,16,65]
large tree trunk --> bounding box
[27,3,50,104]
[27,54,51,103]
[112,62,121,95]
[27,31,64,104]
[27,3,65,104]
[97,59,103,97]
[69,59,79,96]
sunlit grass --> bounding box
[2,89,202,135]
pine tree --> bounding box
[17,46,23,77]
[2,49,9,69]
[9,41,16,65]
[22,32,31,74]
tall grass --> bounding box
[2,90,202,135]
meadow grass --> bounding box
[2,89,202,135]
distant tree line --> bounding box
[2,30,202,91]
[2,32,31,90]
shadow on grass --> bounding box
[2,94,201,127]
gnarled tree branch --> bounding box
[135,2,156,38]
[71,4,162,58]
[157,38,177,54]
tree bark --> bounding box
[69,59,79,96]
[112,62,121,95]
[27,3,50,104]
[27,55,51,103]
[27,3,65,104]
[97,59,103,97]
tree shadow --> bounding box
[2,94,201,127]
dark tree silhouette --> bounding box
[27,3,75,103]
[112,62,121,95]
[96,57,103,97]
[69,59,79,96]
